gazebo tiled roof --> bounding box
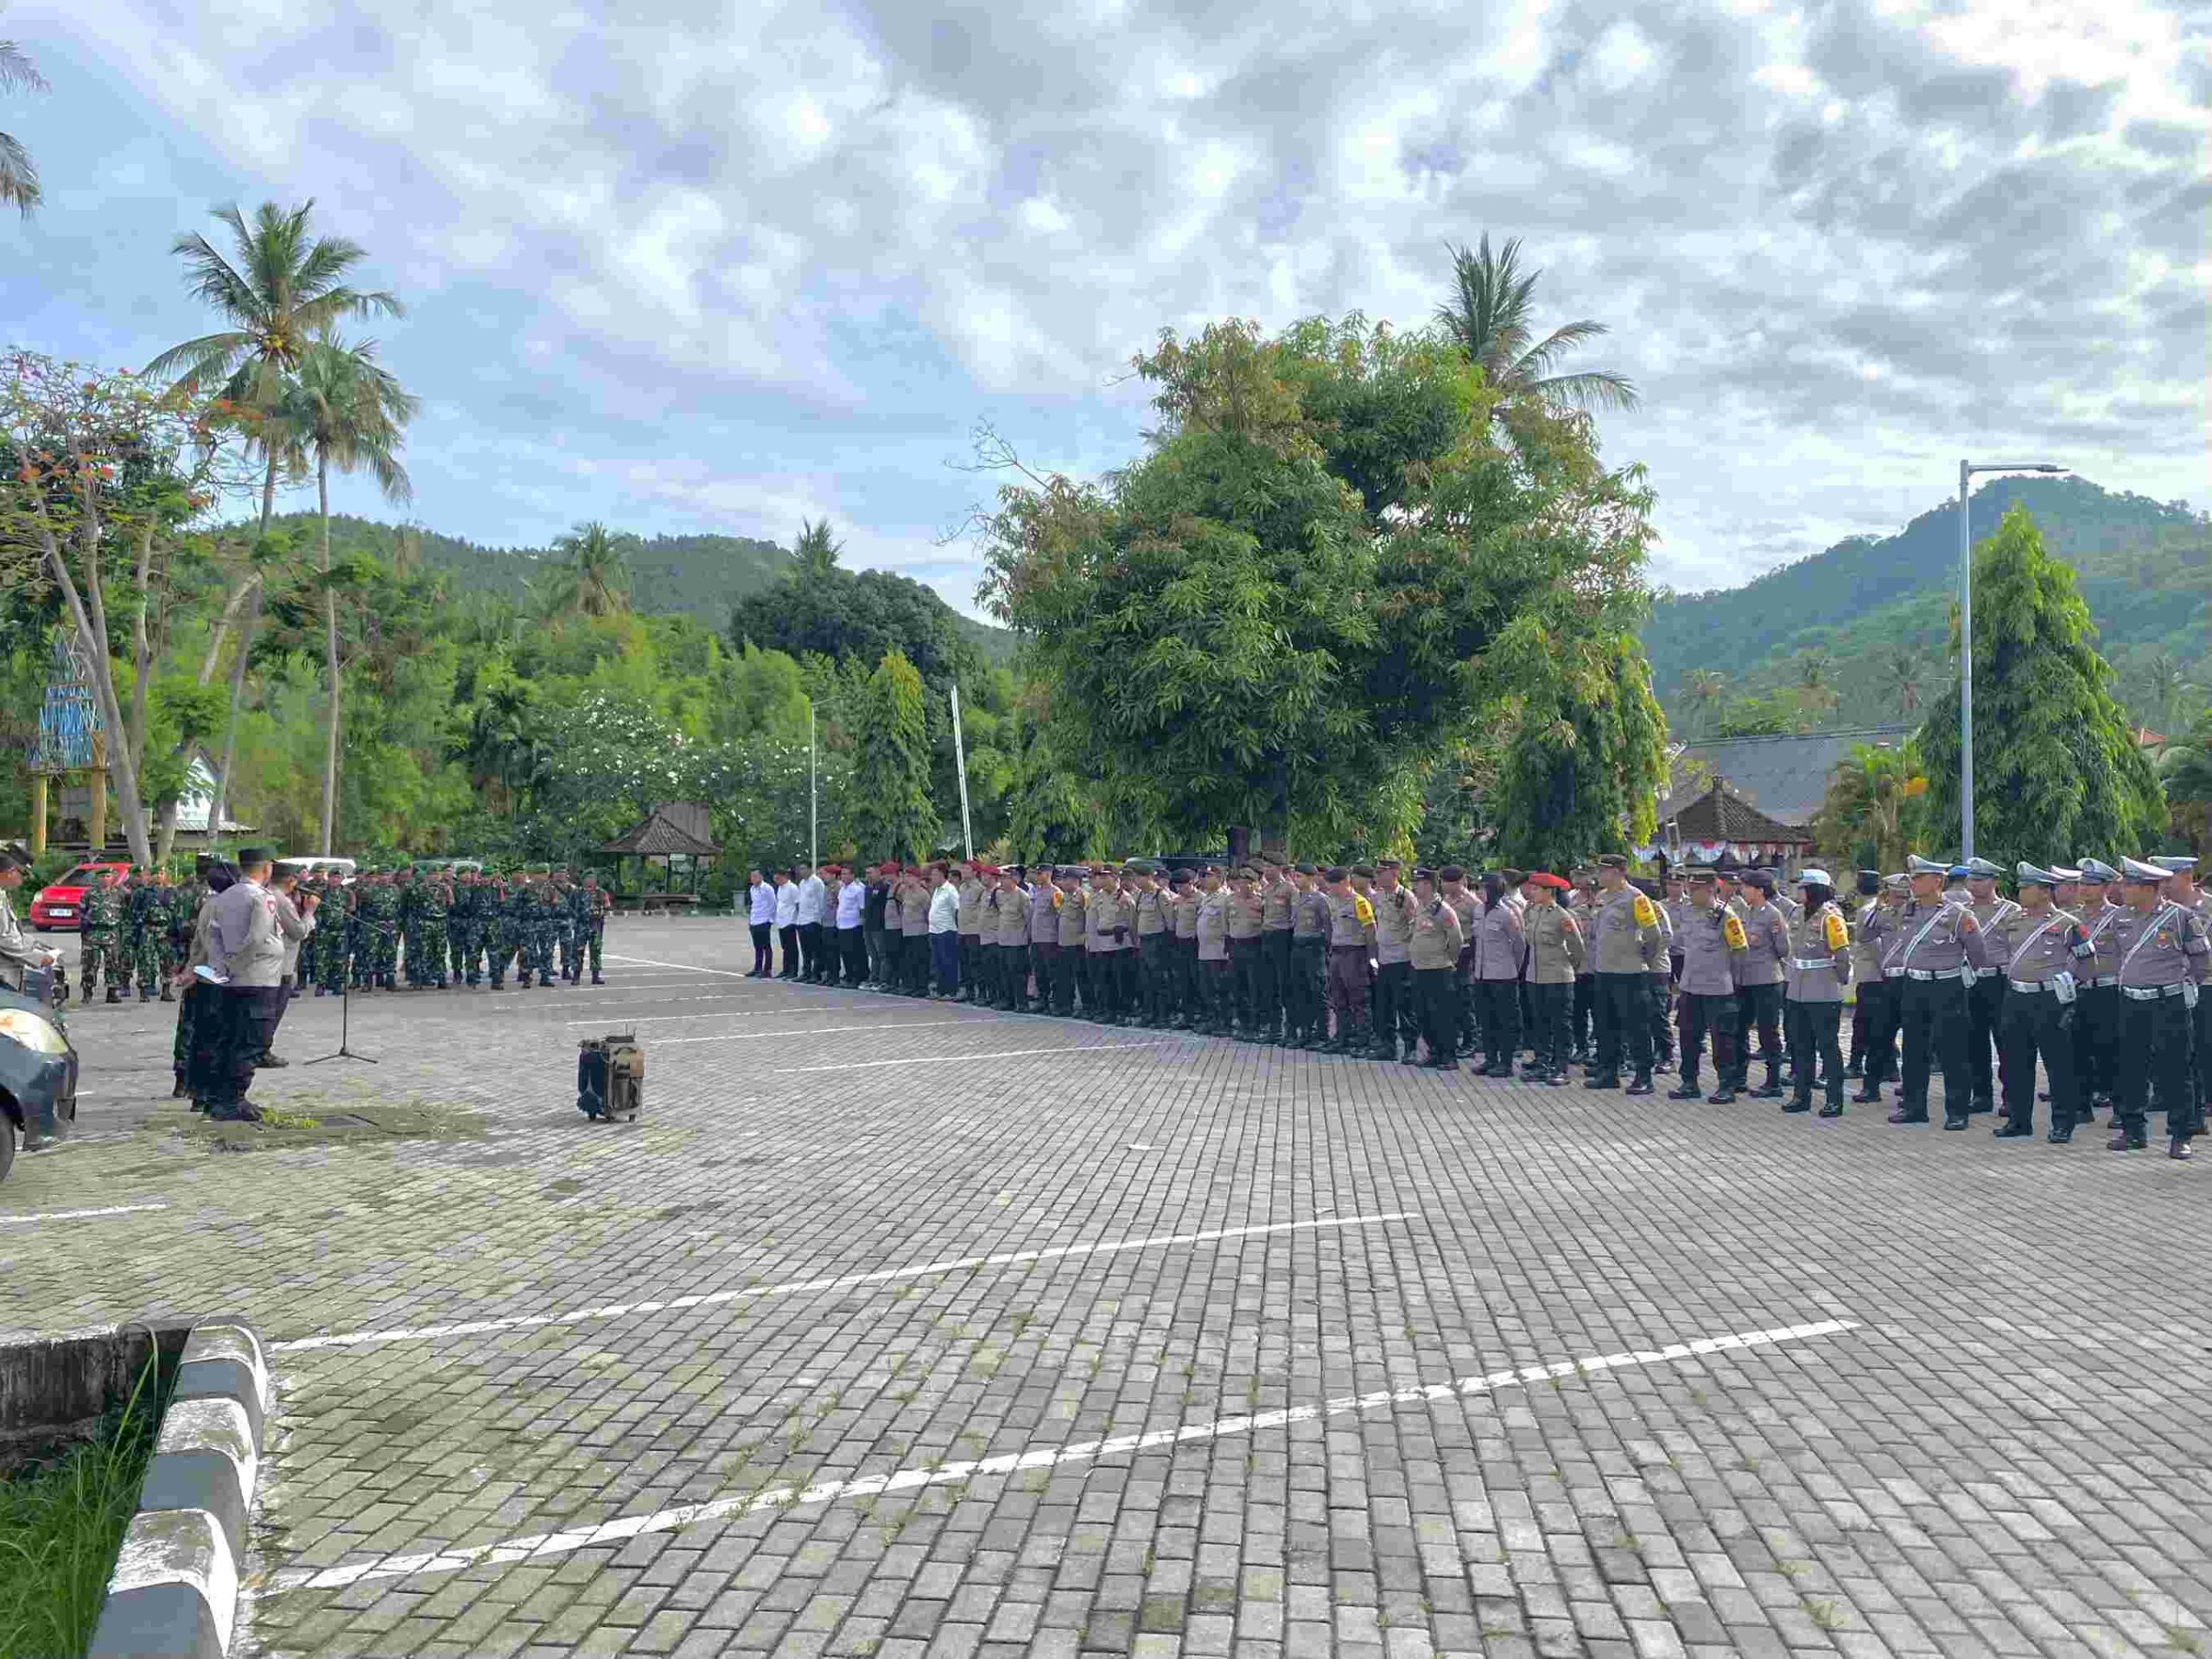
[598,807,721,859]
[1656,779,1813,847]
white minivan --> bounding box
[278,856,358,884]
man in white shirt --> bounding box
[795,863,829,983]
[745,869,773,976]
[833,864,866,986]
[206,847,309,1122]
[772,869,801,979]
[927,861,961,999]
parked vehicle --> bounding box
[276,855,358,884]
[0,982,78,1184]
[29,859,132,931]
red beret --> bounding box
[1528,872,1571,890]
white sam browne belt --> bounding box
[1790,957,1838,970]
[1903,967,1963,981]
[2120,982,2188,1001]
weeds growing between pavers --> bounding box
[0,1350,165,1659]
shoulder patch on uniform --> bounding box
[1824,910,1848,951]
[1353,895,1375,927]
[1722,912,1747,950]
[1630,893,1656,928]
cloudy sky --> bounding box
[5,0,2206,613]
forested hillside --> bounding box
[1645,477,2212,737]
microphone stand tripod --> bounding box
[310,915,381,1067]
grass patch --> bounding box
[172,1091,488,1152]
[0,1351,165,1659]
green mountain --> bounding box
[256,513,1014,661]
[1643,477,2212,735]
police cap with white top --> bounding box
[1965,856,2005,879]
[1904,854,1952,876]
[2152,855,2198,874]
[2119,856,2173,884]
[1796,868,1833,887]
[2075,857,2119,883]
[2016,862,2063,889]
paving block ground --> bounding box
[5,919,2209,1659]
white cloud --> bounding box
[10,0,2205,611]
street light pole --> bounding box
[808,698,817,871]
[1956,461,2068,861]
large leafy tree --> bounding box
[731,563,978,685]
[146,200,404,843]
[980,314,1662,857]
[1918,504,2164,866]
[1433,235,1639,415]
[0,26,43,214]
[1485,631,1668,871]
[281,337,417,853]
[846,649,938,861]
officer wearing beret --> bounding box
[1585,854,1664,1094]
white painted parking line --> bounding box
[268,1211,1413,1353]
[657,1020,984,1044]
[602,954,757,979]
[562,1005,899,1025]
[256,1317,1859,1597]
[775,1042,1170,1073]
[0,1202,171,1225]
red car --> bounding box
[29,860,132,931]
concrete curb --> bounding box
[88,1319,268,1659]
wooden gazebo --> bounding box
[594,801,721,913]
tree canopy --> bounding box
[1916,504,2164,865]
[978,312,1663,858]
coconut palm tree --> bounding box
[1433,235,1639,414]
[1879,645,1924,718]
[1682,669,1727,738]
[146,200,404,842]
[792,517,843,580]
[1793,648,1839,719]
[548,521,632,618]
[0,27,45,215]
[283,337,418,853]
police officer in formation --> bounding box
[769,846,2209,1160]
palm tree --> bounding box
[1433,235,1639,414]
[1879,645,1924,717]
[1682,669,1727,738]
[549,521,632,618]
[1790,648,1839,720]
[146,200,403,842]
[0,26,45,214]
[792,517,843,580]
[2158,715,2212,853]
[284,337,417,854]
[2138,651,2199,746]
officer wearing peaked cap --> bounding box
[1961,856,2018,1117]
[1888,854,1993,1128]
[2071,857,2126,1116]
[2107,856,2209,1158]
[1985,863,2094,1141]
[2152,855,2211,1142]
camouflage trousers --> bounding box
[448,920,484,985]
[313,925,348,991]
[580,921,604,976]
[128,932,163,991]
[81,932,125,993]
[524,924,554,983]
[365,925,398,986]
[408,922,450,986]
[552,921,581,981]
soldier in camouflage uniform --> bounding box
[122,870,161,1000]
[574,873,610,984]
[501,871,542,988]
[80,869,127,1003]
[549,870,582,983]
[311,875,352,994]
[411,868,453,988]
[365,870,403,989]
[448,871,483,986]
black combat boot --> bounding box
[105,986,121,1004]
